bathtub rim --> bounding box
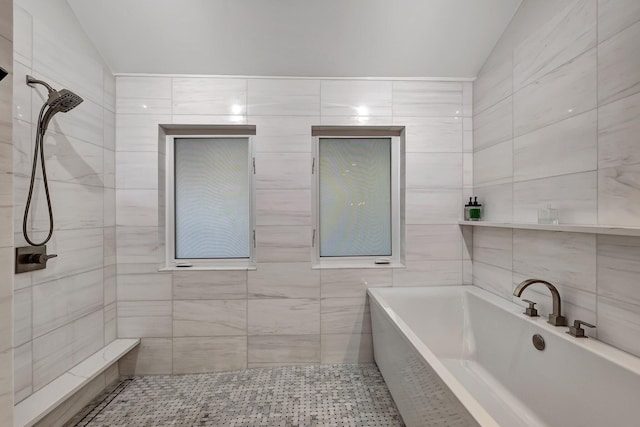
[368,285,640,427]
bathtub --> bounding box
[368,286,640,427]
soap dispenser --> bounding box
[464,197,473,221]
[469,197,483,221]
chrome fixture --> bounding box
[22,75,83,248]
[513,279,567,326]
[567,320,595,338]
[532,334,545,351]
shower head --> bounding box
[27,75,84,131]
[46,89,84,112]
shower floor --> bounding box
[66,364,405,427]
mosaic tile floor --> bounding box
[67,364,405,427]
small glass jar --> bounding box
[538,204,559,224]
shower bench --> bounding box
[13,338,140,427]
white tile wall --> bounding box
[11,2,116,405]
[0,0,12,420]
[116,76,470,373]
[473,0,640,358]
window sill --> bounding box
[159,265,257,272]
[311,262,405,270]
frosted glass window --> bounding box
[174,137,250,259]
[319,138,391,257]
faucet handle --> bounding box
[522,299,539,317]
[567,320,595,338]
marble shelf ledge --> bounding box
[14,338,140,427]
[458,221,640,237]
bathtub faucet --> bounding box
[513,279,567,326]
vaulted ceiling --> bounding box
[67,0,522,77]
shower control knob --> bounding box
[29,253,57,264]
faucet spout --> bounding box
[513,279,566,326]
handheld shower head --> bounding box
[47,89,84,112]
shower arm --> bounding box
[26,76,55,93]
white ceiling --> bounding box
[66,0,522,78]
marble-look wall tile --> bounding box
[255,189,311,226]
[104,303,116,344]
[248,298,319,335]
[32,269,103,338]
[463,118,473,153]
[462,82,472,117]
[173,270,247,300]
[117,264,172,301]
[321,297,370,335]
[473,50,512,115]
[473,96,512,151]
[319,115,392,126]
[116,226,159,265]
[320,333,373,364]
[255,152,310,189]
[513,0,596,91]
[32,228,103,285]
[117,301,172,338]
[32,311,103,391]
[514,48,597,137]
[472,261,513,300]
[116,77,171,114]
[103,225,116,267]
[13,287,31,347]
[321,80,392,117]
[473,140,512,187]
[103,70,115,113]
[598,92,640,169]
[512,229,596,292]
[405,225,462,262]
[45,99,104,148]
[116,114,171,152]
[248,335,320,366]
[116,189,157,227]
[173,337,247,374]
[597,235,640,306]
[248,79,320,116]
[119,338,172,376]
[173,78,247,115]
[596,297,640,357]
[255,226,311,262]
[13,6,31,66]
[473,227,512,270]
[115,151,157,189]
[405,189,462,224]
[513,171,597,224]
[393,117,462,153]
[463,153,473,189]
[13,62,31,123]
[320,268,391,299]
[248,262,319,299]
[597,20,640,105]
[406,153,462,189]
[251,116,316,153]
[597,0,640,42]
[392,81,462,117]
[463,260,473,285]
[513,110,597,182]
[31,181,103,231]
[393,261,462,287]
[103,264,116,305]
[13,342,32,403]
[32,21,103,105]
[598,164,640,226]
[173,300,247,337]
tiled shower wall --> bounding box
[0,0,14,423]
[11,0,116,403]
[472,0,640,357]
[116,77,473,374]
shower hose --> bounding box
[23,103,54,246]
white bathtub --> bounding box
[369,286,640,427]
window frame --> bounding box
[311,133,404,269]
[164,133,256,270]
